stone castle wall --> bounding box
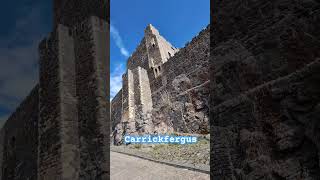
[0,86,39,179]
[150,26,210,134]
[38,30,64,180]
[111,25,210,142]
[210,0,320,178]
[54,0,108,27]
[38,16,109,180]
[0,0,110,179]
[73,16,109,179]
[111,90,122,131]
[211,60,320,179]
[127,38,149,70]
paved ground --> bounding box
[110,151,210,180]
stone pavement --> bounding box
[110,151,210,180]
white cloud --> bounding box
[110,64,126,100]
[110,24,130,57]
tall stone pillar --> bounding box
[38,24,80,180]
[73,16,109,179]
[121,69,136,135]
[132,66,153,134]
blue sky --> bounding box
[110,0,210,99]
[0,0,52,122]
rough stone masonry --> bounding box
[111,24,210,145]
[0,0,109,179]
[210,0,320,179]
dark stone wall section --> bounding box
[211,0,320,104]
[211,60,320,179]
[54,0,108,27]
[58,24,80,180]
[211,0,320,179]
[0,86,39,180]
[0,1,110,180]
[74,17,109,180]
[38,34,62,180]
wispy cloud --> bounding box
[110,24,130,57]
[110,64,125,100]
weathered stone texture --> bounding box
[111,90,122,144]
[111,90,122,132]
[38,32,63,180]
[111,24,210,143]
[0,86,39,180]
[210,0,320,178]
[132,67,153,134]
[145,24,179,69]
[74,16,109,179]
[0,0,110,179]
[58,24,80,180]
[126,24,179,75]
[38,24,81,180]
[127,38,149,70]
[150,26,210,134]
[121,70,136,136]
[211,60,320,179]
[212,0,320,105]
[54,0,108,27]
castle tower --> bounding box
[119,66,153,138]
[121,70,135,134]
[144,24,179,77]
[53,0,108,27]
[38,0,109,179]
[112,24,179,144]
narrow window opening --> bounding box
[168,52,171,57]
[10,136,16,148]
[68,29,72,36]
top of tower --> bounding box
[142,24,179,71]
[145,24,159,35]
[53,0,109,27]
[127,23,179,71]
